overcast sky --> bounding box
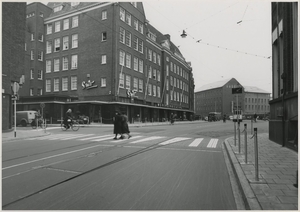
[143,0,272,93]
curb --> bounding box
[224,137,262,210]
[2,132,51,142]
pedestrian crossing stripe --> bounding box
[159,137,190,145]
[79,135,112,141]
[207,139,218,148]
[111,136,143,143]
[130,136,165,144]
[60,134,95,140]
[189,138,204,147]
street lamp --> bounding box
[180,30,187,38]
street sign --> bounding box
[12,82,20,94]
[40,103,45,108]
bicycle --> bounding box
[61,119,80,131]
[31,118,47,129]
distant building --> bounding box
[194,78,270,118]
[2,2,26,130]
[270,2,298,149]
[18,2,195,123]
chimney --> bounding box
[164,34,171,40]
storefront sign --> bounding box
[82,80,98,90]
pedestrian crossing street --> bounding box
[25,133,222,149]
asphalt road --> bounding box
[2,120,268,210]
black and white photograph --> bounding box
[2,0,298,210]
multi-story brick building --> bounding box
[2,2,26,130]
[194,78,270,119]
[270,2,298,149]
[19,2,195,123]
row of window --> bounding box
[146,48,161,66]
[120,28,144,54]
[45,55,78,73]
[30,50,43,61]
[30,69,43,80]
[170,61,189,80]
[120,50,144,73]
[245,105,270,111]
[120,7,144,35]
[46,16,79,34]
[46,34,78,53]
[244,98,269,104]
[45,76,78,92]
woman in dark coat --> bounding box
[120,112,131,139]
[113,112,122,139]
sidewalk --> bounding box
[2,129,50,141]
[224,133,298,210]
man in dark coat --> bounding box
[113,111,122,139]
[120,112,131,139]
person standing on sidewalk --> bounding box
[113,111,122,139]
[120,112,131,139]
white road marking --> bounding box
[207,139,218,148]
[189,138,204,147]
[111,136,144,143]
[79,135,112,141]
[60,134,95,140]
[130,136,164,144]
[159,137,190,145]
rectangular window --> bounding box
[120,8,125,21]
[63,57,68,70]
[71,76,77,90]
[148,49,152,61]
[148,84,152,95]
[72,34,78,48]
[119,73,124,88]
[148,66,152,78]
[47,24,52,34]
[133,77,138,90]
[139,59,144,73]
[102,32,107,41]
[101,77,106,87]
[30,69,34,79]
[38,51,43,61]
[72,16,78,28]
[62,77,68,91]
[134,19,138,31]
[31,50,34,60]
[126,75,131,89]
[30,88,33,96]
[153,69,156,79]
[54,58,60,72]
[63,36,69,50]
[133,36,138,50]
[139,23,143,34]
[63,19,69,30]
[157,86,161,98]
[133,57,138,71]
[157,70,161,81]
[153,85,156,96]
[46,60,51,73]
[138,79,143,92]
[101,55,107,64]
[54,38,60,52]
[138,40,143,53]
[71,55,78,69]
[54,78,59,91]
[125,31,131,47]
[125,13,131,25]
[126,53,131,68]
[153,52,157,63]
[55,21,60,32]
[31,33,35,41]
[120,27,125,43]
[46,79,51,92]
[38,33,43,42]
[38,88,42,96]
[119,50,125,65]
[46,41,52,53]
[102,10,107,20]
[38,70,43,80]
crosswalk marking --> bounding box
[79,135,112,141]
[159,137,190,146]
[130,136,164,144]
[23,133,221,148]
[60,134,95,140]
[189,138,204,147]
[207,139,218,148]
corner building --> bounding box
[19,2,195,123]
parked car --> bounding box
[16,110,37,127]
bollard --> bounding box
[234,121,237,146]
[253,128,259,181]
[244,123,248,164]
[238,121,241,153]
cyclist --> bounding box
[64,109,73,129]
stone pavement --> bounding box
[224,133,298,210]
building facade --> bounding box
[195,78,270,118]
[18,2,195,124]
[2,2,27,130]
[270,2,298,149]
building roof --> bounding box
[243,86,270,94]
[195,78,233,92]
